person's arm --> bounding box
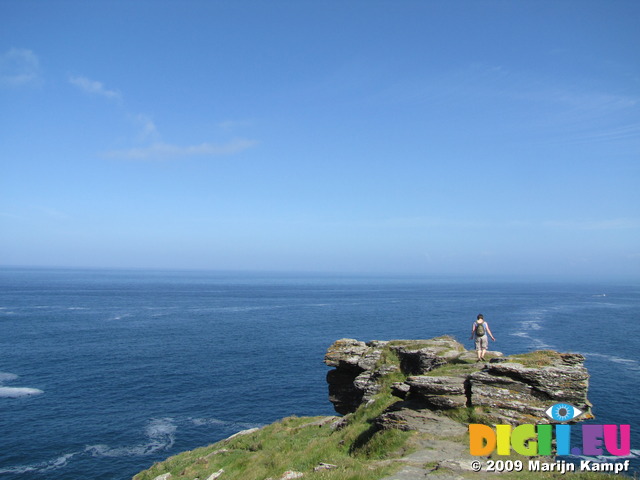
[486,323,496,341]
[470,323,476,340]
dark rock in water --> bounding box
[324,337,593,426]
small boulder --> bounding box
[281,471,304,479]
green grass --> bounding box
[422,361,478,377]
[373,345,402,371]
[133,386,413,480]
[440,406,493,425]
[508,350,563,368]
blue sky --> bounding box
[1,1,639,279]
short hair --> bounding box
[477,314,484,320]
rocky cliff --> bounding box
[134,336,601,480]
[325,336,593,426]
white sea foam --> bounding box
[85,418,177,458]
[508,307,558,351]
[190,417,263,430]
[0,452,77,474]
[530,339,554,349]
[522,321,542,330]
[0,386,44,398]
[224,305,281,312]
[510,332,529,338]
[0,371,44,397]
[583,352,640,373]
[0,371,19,382]
[1,418,179,474]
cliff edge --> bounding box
[325,336,592,425]
[134,337,613,480]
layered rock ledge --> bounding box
[325,336,592,425]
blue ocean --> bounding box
[1,268,638,479]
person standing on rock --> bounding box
[470,314,495,362]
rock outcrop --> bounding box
[325,336,592,425]
[133,337,598,480]
[325,338,399,414]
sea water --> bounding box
[0,268,638,479]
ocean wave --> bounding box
[85,418,177,458]
[187,305,286,314]
[0,371,43,398]
[0,418,178,475]
[583,352,640,373]
[507,307,557,351]
[0,415,264,475]
[0,387,44,398]
[521,320,542,331]
[508,328,554,350]
[0,372,19,382]
[0,452,77,474]
[223,305,284,312]
[189,417,263,430]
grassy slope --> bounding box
[133,392,413,480]
[133,344,622,480]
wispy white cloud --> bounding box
[319,215,640,233]
[69,75,121,101]
[217,120,253,130]
[102,138,257,160]
[35,206,72,221]
[542,218,640,230]
[373,62,639,146]
[0,212,22,220]
[561,123,640,145]
[67,77,257,160]
[0,48,41,87]
[130,113,161,143]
